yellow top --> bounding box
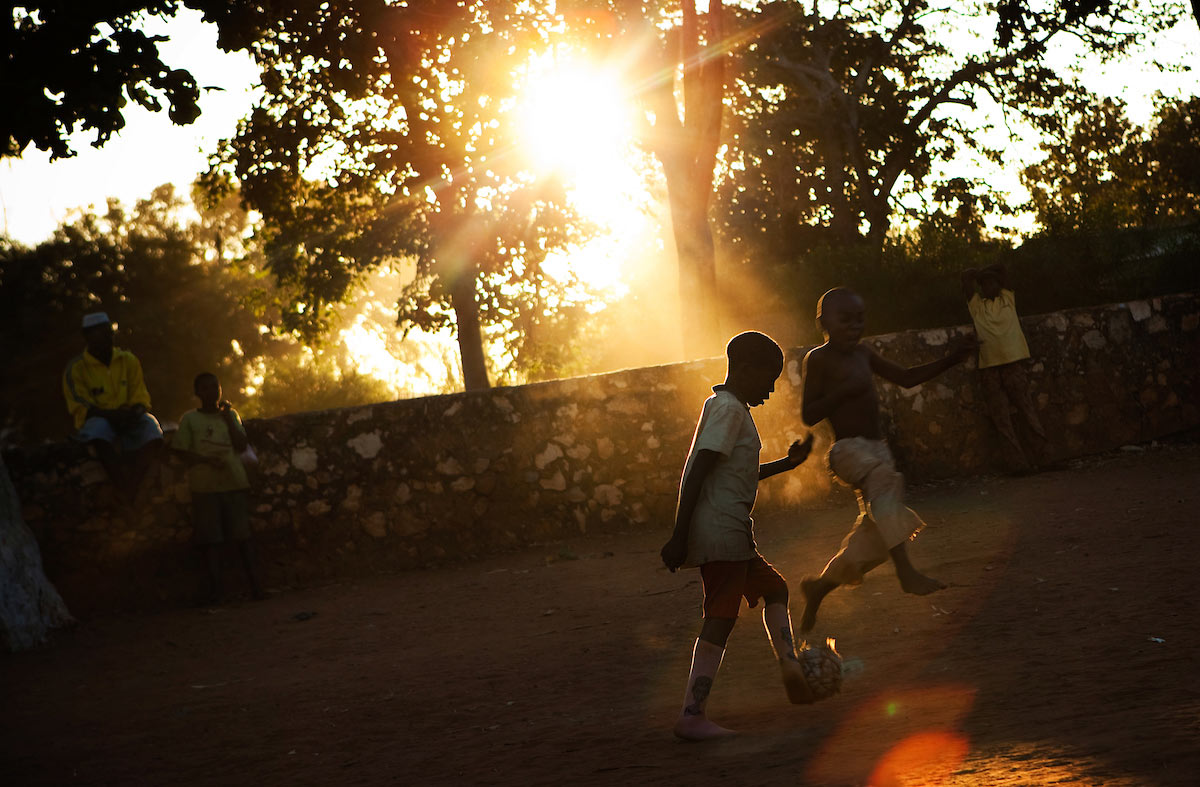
[968,289,1031,369]
[173,409,251,493]
[62,348,153,429]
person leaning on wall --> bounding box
[960,264,1052,473]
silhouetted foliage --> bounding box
[2,2,204,159]
[714,0,1182,261]
[240,349,397,420]
[1023,95,1200,233]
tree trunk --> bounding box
[645,0,727,360]
[433,207,491,392]
[824,135,858,245]
[863,194,891,255]
[662,159,721,358]
[1,454,73,652]
[449,273,490,391]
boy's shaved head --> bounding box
[193,371,219,393]
[726,331,783,368]
[816,287,861,321]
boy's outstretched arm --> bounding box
[759,434,814,480]
[661,450,719,572]
[867,340,975,389]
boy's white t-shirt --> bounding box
[679,387,762,567]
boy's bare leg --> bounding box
[799,577,838,633]
[201,545,222,605]
[238,541,266,600]
[674,621,737,741]
[982,368,1031,471]
[1007,375,1053,466]
[889,542,945,595]
[763,602,812,704]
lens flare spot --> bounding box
[870,730,969,787]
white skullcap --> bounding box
[81,312,112,329]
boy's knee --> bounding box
[762,588,789,608]
[699,617,736,648]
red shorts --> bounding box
[700,556,788,619]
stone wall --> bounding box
[6,292,1198,616]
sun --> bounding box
[518,60,631,183]
[517,55,648,291]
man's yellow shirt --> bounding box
[62,348,153,429]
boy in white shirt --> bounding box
[660,331,815,740]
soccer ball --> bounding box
[798,638,843,702]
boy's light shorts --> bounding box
[75,413,163,452]
[192,490,251,545]
[700,555,788,619]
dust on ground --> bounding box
[4,441,1199,786]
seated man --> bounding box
[62,312,164,503]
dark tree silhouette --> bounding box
[3,2,202,159]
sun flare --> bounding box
[517,56,649,292]
[519,62,631,180]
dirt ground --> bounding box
[4,440,1200,787]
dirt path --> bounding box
[4,441,1199,786]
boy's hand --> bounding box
[109,407,135,427]
[660,535,688,573]
[788,434,815,468]
[218,400,233,414]
[948,336,978,364]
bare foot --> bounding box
[673,715,737,741]
[898,571,946,595]
[779,659,815,705]
[799,577,834,634]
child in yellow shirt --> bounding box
[961,264,1050,472]
[173,372,264,604]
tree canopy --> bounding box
[712,0,1183,263]
[2,1,204,159]
[1023,94,1200,233]
[204,0,594,390]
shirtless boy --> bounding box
[798,288,974,633]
